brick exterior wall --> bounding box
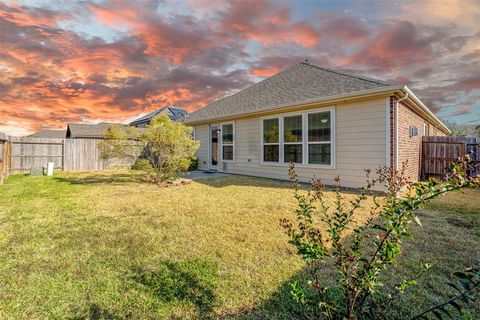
[392,99,446,181]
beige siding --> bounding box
[194,124,209,170]
[194,98,387,189]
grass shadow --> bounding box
[68,303,124,320]
[223,201,480,319]
[194,174,368,196]
[132,259,218,318]
[54,172,141,185]
[192,174,296,190]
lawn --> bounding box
[0,171,478,319]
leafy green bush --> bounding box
[188,156,199,171]
[281,158,480,319]
[100,115,199,184]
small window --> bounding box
[263,118,279,162]
[221,123,234,161]
[410,126,419,137]
[424,123,430,136]
[308,112,332,165]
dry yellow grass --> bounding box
[0,171,478,319]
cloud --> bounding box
[220,0,319,48]
[0,0,479,135]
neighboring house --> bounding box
[130,105,189,128]
[66,122,123,139]
[185,61,450,188]
[28,129,66,138]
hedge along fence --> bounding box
[3,136,142,176]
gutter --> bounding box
[401,86,451,135]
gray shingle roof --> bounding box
[185,62,396,124]
[28,129,66,139]
[130,105,189,125]
[66,122,125,138]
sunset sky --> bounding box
[1,0,479,136]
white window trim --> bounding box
[208,124,220,170]
[260,116,282,164]
[220,121,235,163]
[260,106,336,169]
[423,122,430,136]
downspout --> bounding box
[395,92,409,171]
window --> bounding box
[221,123,234,161]
[308,111,331,165]
[261,108,335,167]
[424,123,430,136]
[263,118,280,162]
[284,115,302,163]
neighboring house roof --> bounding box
[66,122,125,139]
[28,129,66,139]
[184,61,449,134]
[186,61,393,124]
[130,105,189,126]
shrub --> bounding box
[188,156,199,171]
[100,115,199,184]
[281,158,480,319]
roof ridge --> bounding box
[203,61,303,106]
[301,62,394,86]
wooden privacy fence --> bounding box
[10,137,63,174]
[0,138,12,184]
[422,136,480,179]
[4,137,141,175]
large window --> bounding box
[262,118,280,162]
[261,108,334,167]
[221,123,234,161]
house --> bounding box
[130,105,189,128]
[66,122,123,139]
[28,129,66,138]
[185,61,450,188]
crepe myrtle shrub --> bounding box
[99,114,199,183]
[280,158,480,319]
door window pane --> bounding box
[284,115,302,142]
[308,112,331,142]
[222,146,233,161]
[222,124,233,144]
[308,144,331,165]
[263,118,279,143]
[263,145,279,162]
[284,144,302,163]
[211,127,218,165]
